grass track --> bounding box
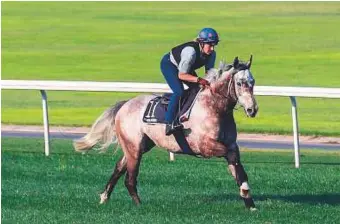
[2,138,340,223]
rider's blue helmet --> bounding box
[197,28,219,45]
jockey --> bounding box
[160,27,219,136]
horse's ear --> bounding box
[233,56,239,68]
[219,60,224,69]
[218,59,226,75]
[218,69,223,76]
[247,54,253,69]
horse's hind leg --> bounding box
[225,143,256,210]
[123,135,155,205]
[100,156,127,204]
[99,134,155,205]
[124,154,143,205]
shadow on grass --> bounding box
[255,194,340,206]
[196,193,340,206]
[301,162,340,166]
[244,161,340,166]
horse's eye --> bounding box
[237,82,241,87]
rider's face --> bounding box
[202,43,216,55]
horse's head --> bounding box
[230,55,258,117]
[206,55,258,117]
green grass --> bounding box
[2,2,340,136]
[2,137,340,224]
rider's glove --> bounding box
[197,77,210,87]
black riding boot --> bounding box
[165,120,183,136]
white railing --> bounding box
[2,80,340,168]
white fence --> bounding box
[2,80,340,168]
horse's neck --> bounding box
[214,74,236,101]
[199,78,237,114]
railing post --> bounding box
[289,96,300,168]
[40,90,50,156]
[169,152,175,161]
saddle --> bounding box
[143,86,201,125]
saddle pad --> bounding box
[143,86,201,124]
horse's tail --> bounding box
[73,100,127,153]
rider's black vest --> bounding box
[171,41,211,73]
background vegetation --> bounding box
[2,2,340,135]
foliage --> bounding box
[2,2,340,136]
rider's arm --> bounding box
[178,73,200,82]
[177,47,200,83]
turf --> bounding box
[2,137,340,224]
[2,2,340,136]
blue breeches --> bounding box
[160,53,184,124]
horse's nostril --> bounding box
[246,108,253,114]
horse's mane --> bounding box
[204,60,231,83]
[204,59,249,83]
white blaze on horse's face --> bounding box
[234,69,258,118]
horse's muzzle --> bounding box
[245,106,258,118]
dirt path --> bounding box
[2,124,339,145]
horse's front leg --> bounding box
[199,136,228,157]
[225,143,256,210]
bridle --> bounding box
[211,71,238,102]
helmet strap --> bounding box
[199,42,204,54]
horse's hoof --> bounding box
[243,197,256,209]
[250,207,258,212]
[99,193,108,204]
[132,197,141,206]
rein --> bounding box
[207,71,243,114]
[211,73,238,102]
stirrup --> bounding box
[165,122,183,136]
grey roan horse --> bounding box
[74,55,259,210]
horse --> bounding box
[73,55,259,210]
